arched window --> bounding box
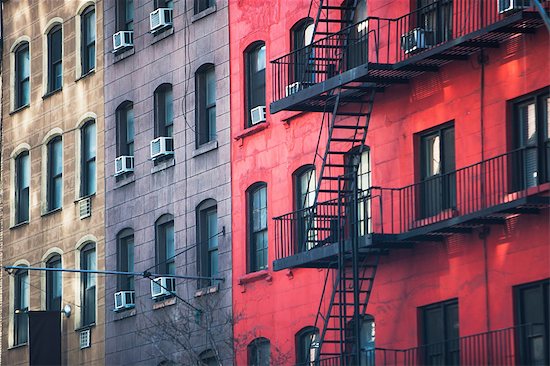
[247,183,267,272]
[295,326,319,364]
[47,24,62,93]
[46,254,62,310]
[80,5,96,75]
[195,64,216,146]
[14,42,30,108]
[294,166,316,251]
[117,229,134,291]
[80,120,96,197]
[13,266,29,345]
[47,136,63,211]
[154,84,174,138]
[196,199,218,287]
[248,337,270,366]
[346,147,371,236]
[80,243,96,326]
[15,150,30,224]
[245,42,266,127]
[116,101,135,157]
[291,18,314,84]
[155,214,175,275]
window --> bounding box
[117,229,135,291]
[47,136,63,211]
[15,150,30,224]
[116,102,135,157]
[347,0,368,70]
[80,6,96,75]
[81,243,96,326]
[248,183,267,272]
[512,91,550,189]
[291,19,314,87]
[345,314,375,365]
[155,0,174,9]
[46,255,62,311]
[199,349,218,366]
[296,326,319,365]
[154,84,174,138]
[156,215,175,275]
[294,166,316,252]
[197,200,218,288]
[13,267,29,346]
[195,0,214,13]
[14,42,30,108]
[47,25,62,93]
[81,120,96,197]
[416,0,453,44]
[116,0,134,31]
[248,337,270,366]
[420,299,459,366]
[245,42,266,127]
[196,64,216,146]
[419,124,455,218]
[514,279,549,365]
[346,148,372,236]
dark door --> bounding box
[421,299,459,365]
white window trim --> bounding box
[8,259,30,348]
[74,236,98,330]
[74,113,98,201]
[10,143,31,228]
[9,36,31,112]
[75,1,97,78]
[41,128,64,214]
[40,248,64,310]
[42,18,64,96]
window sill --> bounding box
[151,27,174,44]
[191,4,217,22]
[151,157,175,174]
[8,343,27,350]
[42,207,62,217]
[75,69,95,82]
[74,193,96,204]
[42,87,63,99]
[152,296,176,310]
[114,173,135,188]
[9,103,30,115]
[238,269,272,286]
[192,140,218,157]
[76,323,95,332]
[233,121,269,145]
[195,283,220,298]
[113,308,136,321]
[113,47,135,63]
[10,220,29,230]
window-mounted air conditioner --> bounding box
[79,197,91,220]
[151,277,176,299]
[150,137,174,160]
[114,291,135,311]
[112,31,134,52]
[401,28,434,54]
[498,0,531,14]
[115,156,134,176]
[150,8,173,33]
[250,105,266,125]
[285,82,302,97]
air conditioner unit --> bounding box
[114,291,135,311]
[79,197,91,219]
[150,8,173,33]
[79,329,91,349]
[498,0,531,14]
[151,277,176,299]
[150,137,174,160]
[401,28,434,54]
[250,106,266,125]
[285,82,302,97]
[112,31,134,52]
[115,156,134,176]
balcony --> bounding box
[273,148,550,271]
[270,0,547,114]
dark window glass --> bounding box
[291,19,314,84]
[420,299,459,366]
[47,136,63,211]
[248,184,267,272]
[15,151,30,224]
[14,268,29,345]
[116,0,134,31]
[117,229,135,291]
[156,215,175,275]
[195,0,214,13]
[294,167,315,252]
[155,0,173,9]
[245,43,266,127]
[154,84,174,138]
[116,102,135,156]
[248,338,270,366]
[419,124,455,218]
[81,121,96,197]
[346,0,368,70]
[199,349,218,366]
[81,6,96,74]
[416,0,453,44]
[196,65,216,146]
[515,279,549,366]
[81,244,96,326]
[47,25,62,92]
[296,327,319,365]
[14,43,30,108]
[197,201,218,287]
[46,255,62,311]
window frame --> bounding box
[14,42,30,109]
[194,0,215,14]
[117,229,135,291]
[46,255,62,311]
[155,214,175,276]
[155,0,174,9]
[80,6,96,75]
[154,84,174,138]
[13,267,29,346]
[15,150,30,225]
[116,0,134,31]
[247,183,268,273]
[290,18,314,84]
[80,243,96,327]
[245,42,266,127]
[195,64,217,147]
[80,120,97,198]
[197,200,218,288]
[116,101,135,157]
[47,136,63,212]
[295,326,319,365]
[47,24,63,93]
[248,337,270,366]
[419,298,459,365]
[293,166,316,252]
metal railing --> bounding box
[274,148,548,261]
[271,0,540,103]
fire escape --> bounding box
[270,0,549,365]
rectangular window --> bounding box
[81,245,96,326]
[514,279,549,365]
[196,66,216,146]
[117,231,135,291]
[195,0,214,13]
[295,168,316,252]
[47,137,63,211]
[155,0,173,9]
[154,85,174,138]
[46,256,62,311]
[416,0,453,44]
[246,44,266,127]
[47,26,62,93]
[81,7,96,75]
[81,121,96,197]
[419,124,455,218]
[15,151,30,224]
[157,219,175,275]
[116,0,134,31]
[117,104,135,156]
[14,269,29,346]
[198,204,218,287]
[420,299,459,365]
[249,185,267,272]
[15,43,30,108]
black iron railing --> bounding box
[271,0,539,103]
[274,148,548,260]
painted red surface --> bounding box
[229,0,549,363]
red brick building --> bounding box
[230,0,549,364]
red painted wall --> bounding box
[229,0,549,363]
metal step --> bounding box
[331,138,364,142]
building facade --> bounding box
[230,0,549,364]
[103,0,232,364]
[1,0,105,365]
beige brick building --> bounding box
[1,1,105,365]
